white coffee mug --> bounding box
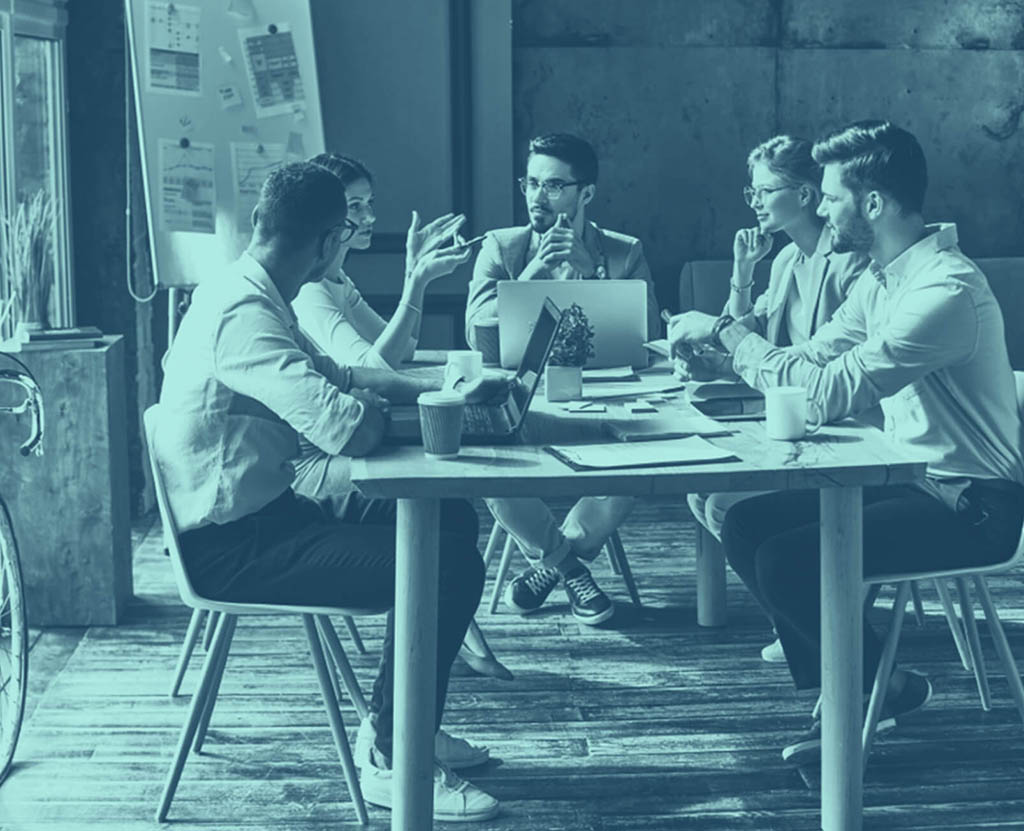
[444,350,483,389]
[765,386,824,440]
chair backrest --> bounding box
[978,258,1024,370]
[142,405,206,609]
[677,259,771,315]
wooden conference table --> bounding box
[350,367,926,831]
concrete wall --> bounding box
[513,0,1024,310]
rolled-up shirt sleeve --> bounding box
[733,273,978,423]
[213,295,365,455]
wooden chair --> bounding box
[482,521,641,614]
[144,406,386,825]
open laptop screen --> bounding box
[509,297,561,419]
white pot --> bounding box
[544,365,582,402]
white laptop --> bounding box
[497,280,648,369]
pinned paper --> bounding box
[284,131,305,160]
[218,83,243,109]
[231,141,286,230]
[159,138,216,233]
[239,23,306,118]
[146,1,201,96]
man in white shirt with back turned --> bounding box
[154,162,499,822]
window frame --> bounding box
[0,0,73,334]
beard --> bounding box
[830,212,874,254]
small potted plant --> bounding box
[545,302,594,402]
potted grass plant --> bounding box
[545,302,594,402]
[0,190,55,340]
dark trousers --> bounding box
[179,490,485,758]
[721,480,1024,691]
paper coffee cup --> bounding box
[473,317,500,365]
[418,390,466,458]
[444,350,483,388]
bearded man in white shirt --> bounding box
[154,162,499,822]
[668,120,1024,765]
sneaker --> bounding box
[360,752,500,823]
[504,564,560,614]
[882,671,932,721]
[782,712,897,764]
[355,718,490,771]
[562,566,614,625]
[761,638,787,663]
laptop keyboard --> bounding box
[463,404,504,435]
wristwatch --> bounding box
[710,314,735,351]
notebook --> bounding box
[386,298,562,445]
[543,436,738,471]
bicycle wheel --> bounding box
[0,500,27,784]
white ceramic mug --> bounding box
[764,386,824,440]
[444,350,483,389]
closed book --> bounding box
[687,380,762,400]
[23,326,103,341]
[692,397,765,417]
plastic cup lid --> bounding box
[418,390,465,406]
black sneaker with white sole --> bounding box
[505,564,560,614]
[782,672,932,765]
[562,565,614,625]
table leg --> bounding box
[696,525,727,627]
[820,486,863,831]
[393,497,440,831]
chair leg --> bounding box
[169,608,206,698]
[302,615,369,826]
[864,583,882,609]
[481,521,504,568]
[315,615,370,720]
[488,535,518,614]
[973,575,1024,726]
[863,582,911,766]
[341,615,367,655]
[202,610,219,651]
[934,578,974,672]
[460,618,514,681]
[607,531,641,607]
[156,613,236,822]
[956,576,992,711]
[192,614,237,753]
[910,581,926,627]
[606,543,622,575]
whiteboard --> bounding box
[125,0,325,287]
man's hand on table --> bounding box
[341,387,390,456]
[667,311,718,356]
[458,371,515,405]
[672,349,732,382]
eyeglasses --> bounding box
[518,176,582,199]
[325,218,359,246]
[743,184,797,207]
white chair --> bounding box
[860,373,1024,764]
[144,406,386,825]
[482,521,640,614]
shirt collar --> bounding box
[872,222,959,289]
[236,252,299,327]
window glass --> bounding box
[8,35,59,329]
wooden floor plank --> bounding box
[4,498,1024,829]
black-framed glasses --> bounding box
[743,184,798,207]
[518,176,582,199]
[337,217,360,243]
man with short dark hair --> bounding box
[155,161,499,822]
[463,133,656,624]
[669,120,1024,763]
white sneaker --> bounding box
[360,754,500,823]
[761,638,787,663]
[355,717,490,770]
